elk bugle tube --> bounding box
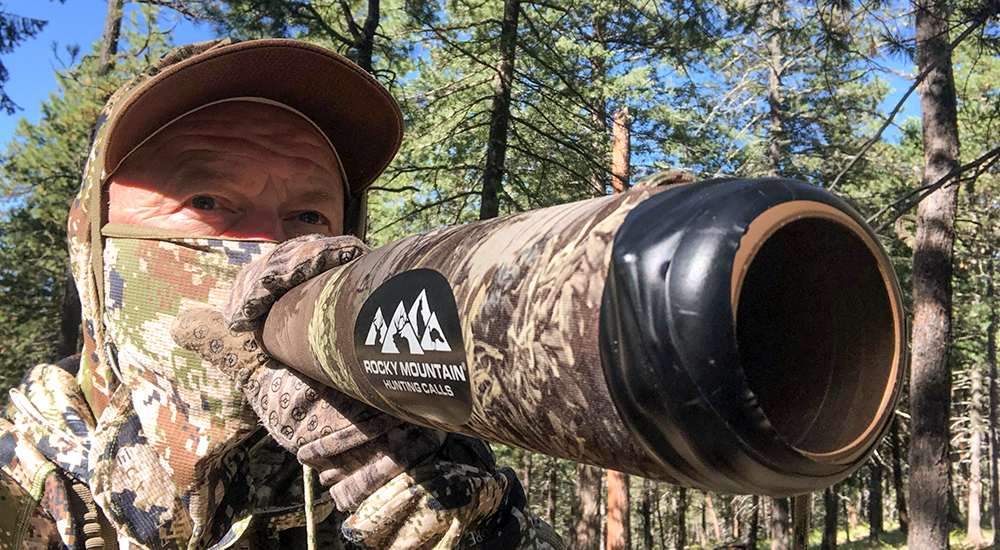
[262,177,906,496]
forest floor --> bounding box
[804,526,997,549]
[713,527,999,549]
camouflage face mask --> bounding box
[100,223,278,473]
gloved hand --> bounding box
[173,306,446,510]
[175,234,565,549]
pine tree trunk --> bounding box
[98,0,124,77]
[480,0,520,220]
[572,463,603,550]
[611,107,630,194]
[890,417,910,534]
[843,499,852,543]
[869,461,884,541]
[657,485,667,550]
[771,498,790,550]
[706,493,721,543]
[910,0,961,546]
[748,495,760,550]
[607,470,630,550]
[677,488,688,550]
[642,479,655,550]
[354,0,380,74]
[967,366,984,545]
[700,503,709,548]
[766,0,784,177]
[545,456,558,526]
[521,452,532,505]
[588,23,608,198]
[791,495,809,550]
[988,258,1000,543]
[822,486,837,550]
[734,498,741,541]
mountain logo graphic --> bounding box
[364,289,452,355]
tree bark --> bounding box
[545,456,558,526]
[705,493,721,543]
[771,498,790,550]
[611,107,630,194]
[869,460,884,541]
[890,417,910,534]
[677,488,688,550]
[700,502,709,548]
[967,365,984,545]
[98,0,124,78]
[822,486,837,550]
[791,495,810,550]
[766,0,784,177]
[588,20,608,198]
[843,498,852,543]
[479,0,520,220]
[734,498,740,541]
[748,495,760,550]
[641,479,655,550]
[354,0,380,74]
[522,452,532,505]
[571,463,603,550]
[607,470,630,550]
[910,0,961,546]
[988,257,999,543]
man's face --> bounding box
[108,101,345,241]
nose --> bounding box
[223,206,286,242]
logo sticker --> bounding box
[354,269,472,424]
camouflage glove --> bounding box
[224,234,370,332]
[345,435,565,550]
[172,307,447,510]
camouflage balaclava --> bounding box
[64,39,378,545]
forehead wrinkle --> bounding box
[153,131,340,176]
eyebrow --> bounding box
[294,189,340,209]
[176,165,233,186]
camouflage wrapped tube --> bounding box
[262,177,906,496]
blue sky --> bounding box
[0,0,216,144]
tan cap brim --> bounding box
[103,39,403,195]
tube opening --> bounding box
[735,213,898,458]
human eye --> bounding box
[190,195,217,210]
[296,211,325,225]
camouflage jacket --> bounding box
[1,357,345,550]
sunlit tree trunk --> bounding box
[611,107,630,194]
[706,493,721,543]
[607,471,630,550]
[890,417,910,534]
[988,258,999,543]
[967,366,984,545]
